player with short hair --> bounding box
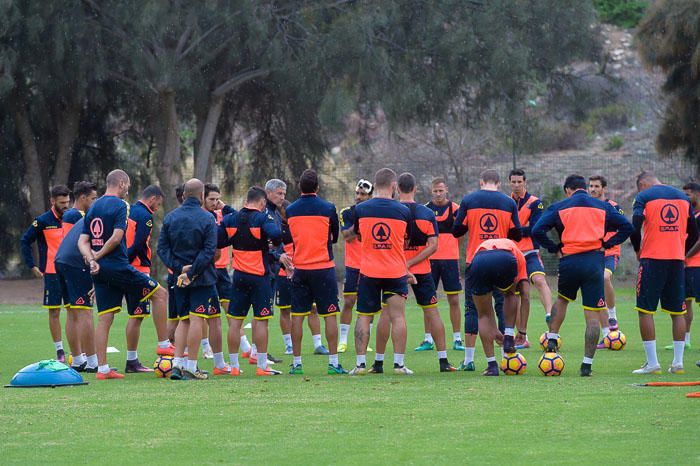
[286,169,347,375]
[373,173,457,373]
[20,185,71,362]
[122,184,164,373]
[350,168,413,375]
[422,177,465,352]
[79,170,170,380]
[468,238,529,376]
[509,169,551,348]
[220,186,283,376]
[452,169,522,371]
[338,179,374,353]
[62,181,98,233]
[630,172,698,374]
[533,174,633,376]
[164,185,186,347]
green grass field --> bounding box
[1,287,699,465]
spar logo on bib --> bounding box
[371,222,392,249]
[479,213,499,240]
[659,204,679,232]
[90,218,105,246]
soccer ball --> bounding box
[153,355,174,378]
[538,352,565,376]
[604,330,626,351]
[539,332,562,351]
[501,352,527,375]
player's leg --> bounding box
[311,269,344,373]
[415,311,434,352]
[171,317,190,379]
[185,313,207,379]
[350,274,381,375]
[43,274,65,362]
[632,258,663,374]
[65,308,82,367]
[207,297,228,374]
[661,260,687,374]
[289,270,312,373]
[474,293,500,376]
[95,310,119,378]
[385,291,410,374]
[441,259,464,349]
[147,284,170,351]
[461,265,479,371]
[514,286,530,348]
[604,256,619,329]
[308,306,328,354]
[47,308,63,360]
[251,274,278,375]
[370,309,390,373]
[339,293,356,352]
[227,316,244,375]
[124,292,152,372]
[80,310,97,371]
[92,275,124,379]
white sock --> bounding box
[486,356,496,363]
[329,354,339,366]
[463,347,475,364]
[283,334,292,346]
[394,353,404,366]
[685,332,691,344]
[453,332,462,342]
[54,341,63,351]
[643,340,659,367]
[504,327,515,337]
[86,354,98,368]
[375,353,385,361]
[174,357,185,368]
[98,364,110,374]
[257,352,268,369]
[230,353,239,369]
[602,327,610,337]
[356,354,366,366]
[158,339,170,349]
[240,335,251,353]
[424,333,434,344]
[213,352,225,369]
[339,324,350,344]
[201,338,210,350]
[608,307,617,320]
[72,354,86,366]
[437,350,447,359]
[251,344,258,356]
[186,359,197,373]
[582,356,594,365]
[312,334,323,348]
[547,332,560,340]
[126,351,138,361]
[293,356,302,366]
[672,340,685,366]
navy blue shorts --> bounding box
[604,255,619,274]
[467,250,518,295]
[126,292,151,318]
[686,267,700,302]
[464,263,505,335]
[343,266,360,295]
[291,268,339,317]
[558,251,605,311]
[525,251,546,282]
[275,275,292,309]
[92,263,160,315]
[430,259,462,294]
[215,268,232,303]
[357,274,408,315]
[636,259,686,315]
[43,273,68,309]
[229,271,274,320]
[411,273,439,308]
[174,285,220,320]
[55,263,92,310]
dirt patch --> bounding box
[0,279,44,305]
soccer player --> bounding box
[20,185,71,362]
[373,173,456,373]
[219,186,283,376]
[164,184,186,346]
[62,181,98,233]
[423,178,465,351]
[158,178,219,380]
[286,169,347,374]
[350,168,413,375]
[588,175,625,348]
[533,174,632,377]
[630,172,698,374]
[123,185,164,373]
[452,169,522,371]
[55,217,98,372]
[468,238,529,376]
[79,170,170,380]
[509,169,551,348]
[338,179,374,353]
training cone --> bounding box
[5,360,88,388]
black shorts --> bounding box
[558,251,605,311]
[525,251,546,282]
[636,259,685,315]
[229,271,274,320]
[467,250,518,296]
[357,274,408,315]
[215,268,232,303]
[343,266,360,295]
[43,273,68,309]
[167,282,178,321]
[430,259,462,294]
[92,263,160,315]
[411,273,438,309]
[291,268,339,317]
[276,275,292,310]
[686,267,700,302]
[55,263,92,310]
[605,255,619,274]
[174,285,220,320]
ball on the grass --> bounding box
[539,332,562,351]
[153,355,174,378]
[604,330,626,351]
[501,352,527,375]
[538,352,565,376]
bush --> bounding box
[594,0,649,28]
[586,104,630,133]
[528,121,587,153]
[606,135,625,151]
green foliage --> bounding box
[606,134,625,150]
[594,0,649,28]
[586,104,631,133]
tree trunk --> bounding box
[154,90,182,212]
[12,91,47,217]
[51,94,82,186]
[193,94,224,181]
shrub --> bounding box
[594,0,649,28]
[606,135,625,150]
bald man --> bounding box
[79,170,171,380]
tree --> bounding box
[637,0,700,177]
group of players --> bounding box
[20,165,699,379]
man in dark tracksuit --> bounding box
[158,179,218,381]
